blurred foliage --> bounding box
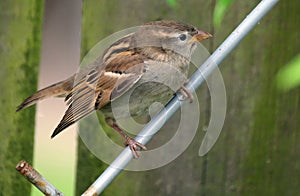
[239,1,300,195]
[165,0,234,26]
[214,0,234,27]
[166,0,178,8]
[276,55,300,91]
[0,0,44,195]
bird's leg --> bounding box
[178,81,194,103]
[105,118,147,158]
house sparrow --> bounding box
[16,20,212,158]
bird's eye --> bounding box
[178,34,187,41]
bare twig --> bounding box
[16,160,64,196]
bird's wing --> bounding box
[51,50,145,138]
[51,67,103,138]
[104,51,146,102]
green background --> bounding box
[0,0,299,195]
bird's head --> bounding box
[132,20,212,61]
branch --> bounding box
[16,160,64,196]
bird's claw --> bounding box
[178,85,194,103]
[125,137,147,159]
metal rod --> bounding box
[16,160,64,196]
[82,0,279,195]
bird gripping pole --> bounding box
[82,0,279,195]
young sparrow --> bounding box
[17,20,212,158]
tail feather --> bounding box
[16,76,74,112]
[50,87,100,138]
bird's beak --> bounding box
[189,30,212,43]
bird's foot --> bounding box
[178,85,194,103]
[125,137,147,159]
[105,118,147,158]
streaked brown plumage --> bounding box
[17,20,212,158]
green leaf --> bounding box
[214,0,234,27]
[277,54,300,91]
[166,0,177,8]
